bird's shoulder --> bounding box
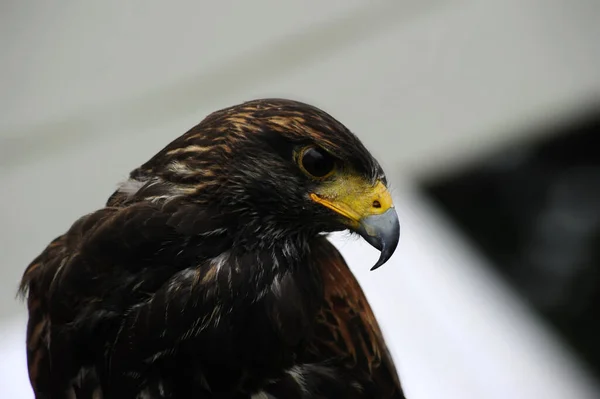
[20,200,229,303]
[19,200,234,396]
[302,238,405,397]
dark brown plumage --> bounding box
[19,99,404,398]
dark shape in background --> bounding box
[421,109,600,378]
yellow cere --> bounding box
[309,174,394,227]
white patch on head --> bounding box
[116,179,146,196]
[116,177,197,204]
[167,160,197,175]
[251,392,270,399]
[148,194,176,203]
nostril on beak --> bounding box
[372,200,381,209]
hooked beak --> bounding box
[310,179,400,270]
[355,208,400,270]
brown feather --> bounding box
[20,235,68,394]
[304,239,404,398]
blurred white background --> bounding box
[2,1,600,398]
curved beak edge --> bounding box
[356,208,400,271]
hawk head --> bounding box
[108,98,399,269]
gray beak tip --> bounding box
[356,208,400,270]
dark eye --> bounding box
[300,146,336,178]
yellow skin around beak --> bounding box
[309,177,394,228]
[309,174,400,270]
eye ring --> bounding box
[298,146,336,179]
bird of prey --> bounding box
[19,98,404,399]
